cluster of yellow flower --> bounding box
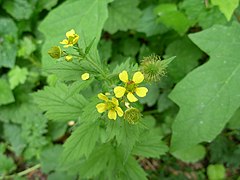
[49,29,150,122]
[96,71,148,121]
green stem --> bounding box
[68,53,109,81]
[0,164,41,180]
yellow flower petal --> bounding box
[132,71,144,84]
[108,110,117,120]
[135,87,148,97]
[98,93,108,101]
[66,29,75,38]
[112,97,119,106]
[60,39,68,45]
[81,73,89,80]
[115,107,123,117]
[96,103,107,113]
[119,70,128,83]
[72,35,79,44]
[114,86,126,98]
[127,92,138,102]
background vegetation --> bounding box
[0,0,240,179]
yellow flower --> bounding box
[96,93,123,120]
[81,73,89,80]
[65,55,73,61]
[114,71,148,102]
[60,29,79,48]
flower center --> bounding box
[106,101,115,110]
[125,81,137,92]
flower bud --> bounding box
[65,55,73,61]
[124,108,142,124]
[140,54,174,82]
[48,46,62,59]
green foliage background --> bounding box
[0,0,240,179]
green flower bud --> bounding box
[124,108,142,124]
[48,46,62,59]
[140,54,174,82]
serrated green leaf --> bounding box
[18,36,36,58]
[8,66,28,89]
[2,0,33,20]
[61,121,100,163]
[211,0,239,21]
[0,79,15,105]
[137,6,168,36]
[165,36,202,82]
[39,0,109,80]
[0,153,16,176]
[0,18,18,68]
[34,81,90,121]
[78,143,114,178]
[169,23,240,153]
[3,123,26,156]
[180,0,227,29]
[104,0,141,34]
[121,156,147,180]
[132,131,168,158]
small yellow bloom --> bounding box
[114,71,148,102]
[60,29,79,48]
[65,55,73,61]
[96,93,123,120]
[81,73,89,80]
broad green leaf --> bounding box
[40,145,63,173]
[172,144,206,163]
[157,91,174,112]
[61,121,100,163]
[34,81,91,121]
[2,0,33,20]
[165,36,202,82]
[227,107,240,129]
[207,164,226,180]
[169,23,240,153]
[154,3,191,35]
[0,79,14,105]
[104,0,141,34]
[0,18,18,68]
[132,131,168,158]
[39,0,110,80]
[137,6,168,36]
[211,0,239,21]
[8,66,28,89]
